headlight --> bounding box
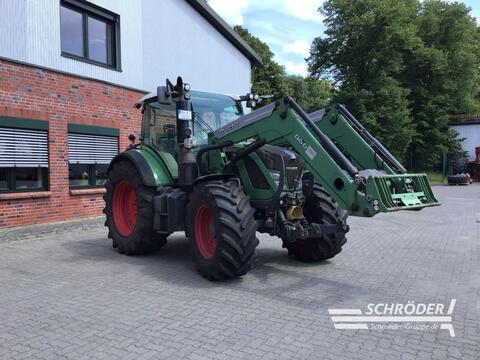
[269,170,281,185]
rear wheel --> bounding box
[283,182,349,262]
[186,180,259,280]
[451,158,465,175]
[103,160,167,255]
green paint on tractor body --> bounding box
[135,146,175,186]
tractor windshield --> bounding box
[190,91,243,144]
[140,91,243,153]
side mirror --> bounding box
[157,86,172,105]
[128,134,136,142]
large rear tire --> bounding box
[450,156,466,175]
[103,160,167,255]
[186,180,259,280]
[283,183,349,262]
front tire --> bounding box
[186,180,259,280]
[283,183,349,262]
[103,160,167,255]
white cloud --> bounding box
[248,20,276,34]
[283,40,311,57]
[281,0,325,23]
[208,0,250,25]
[260,35,285,47]
[284,61,308,76]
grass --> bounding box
[425,171,445,185]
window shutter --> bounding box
[68,133,118,164]
[0,127,48,167]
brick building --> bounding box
[0,0,260,228]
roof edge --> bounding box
[185,0,262,66]
[449,121,480,126]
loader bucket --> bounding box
[365,173,439,212]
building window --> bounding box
[60,0,120,70]
[0,126,49,193]
[68,128,119,188]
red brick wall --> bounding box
[0,59,146,228]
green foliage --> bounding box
[308,0,420,161]
[426,171,444,185]
[285,76,334,112]
[235,26,334,111]
[308,0,480,169]
[405,0,480,169]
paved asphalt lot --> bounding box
[0,184,479,359]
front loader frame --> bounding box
[208,97,438,217]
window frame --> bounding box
[0,168,49,194]
[67,124,119,190]
[0,118,49,194]
[69,163,109,189]
[60,0,121,71]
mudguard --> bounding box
[108,148,174,187]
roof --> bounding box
[185,0,262,66]
[450,121,480,126]
[136,90,241,107]
[449,114,480,126]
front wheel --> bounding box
[283,182,349,262]
[186,180,259,280]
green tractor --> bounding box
[103,77,438,280]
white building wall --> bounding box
[450,124,480,160]
[141,0,251,95]
[0,0,251,94]
[0,0,28,61]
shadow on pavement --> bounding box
[63,231,369,308]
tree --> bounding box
[286,76,333,113]
[308,0,420,160]
[234,25,290,98]
[308,0,480,169]
[404,1,480,169]
[235,26,334,110]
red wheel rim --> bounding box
[195,205,216,259]
[112,181,137,237]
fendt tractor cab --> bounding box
[103,77,438,280]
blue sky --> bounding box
[208,0,480,76]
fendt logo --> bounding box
[294,133,317,160]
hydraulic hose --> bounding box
[196,141,234,176]
[227,138,267,165]
[196,140,234,164]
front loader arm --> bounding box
[210,98,438,217]
[309,104,403,175]
[211,98,371,216]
